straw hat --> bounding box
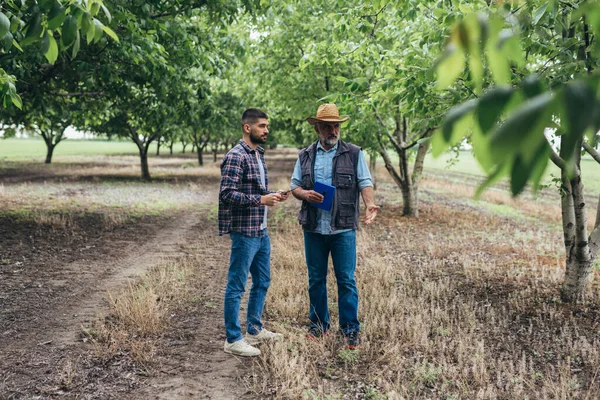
[306,103,350,125]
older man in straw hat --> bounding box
[289,103,379,349]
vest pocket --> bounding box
[338,202,355,216]
[335,167,354,188]
[337,202,355,228]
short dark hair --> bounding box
[241,108,268,126]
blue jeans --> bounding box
[224,230,271,343]
[304,230,359,335]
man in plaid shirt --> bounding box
[219,108,290,357]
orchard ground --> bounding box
[1,141,600,399]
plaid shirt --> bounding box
[218,140,271,237]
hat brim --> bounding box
[306,116,350,125]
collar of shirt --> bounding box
[239,139,264,155]
[316,141,338,153]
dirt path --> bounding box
[0,211,257,399]
[136,229,255,400]
[0,214,198,396]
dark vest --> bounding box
[298,140,362,232]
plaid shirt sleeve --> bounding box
[219,150,261,208]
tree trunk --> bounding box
[197,148,204,166]
[401,185,418,217]
[45,143,55,164]
[140,151,151,181]
[156,141,161,156]
[560,140,593,302]
[169,143,174,155]
[213,148,218,163]
[369,151,377,190]
[561,258,594,302]
[182,143,187,154]
[191,144,196,153]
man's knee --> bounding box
[253,276,271,291]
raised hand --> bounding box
[261,193,282,206]
[277,189,291,202]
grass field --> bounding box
[0,138,188,160]
[424,151,600,197]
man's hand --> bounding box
[364,203,380,225]
[261,193,282,206]
[302,190,324,204]
[277,190,291,202]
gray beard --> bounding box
[324,136,338,147]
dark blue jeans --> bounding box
[224,230,271,343]
[304,230,359,335]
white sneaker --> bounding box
[223,339,261,357]
[245,328,283,345]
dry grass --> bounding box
[253,184,600,399]
[420,175,599,231]
[34,212,75,230]
[83,258,196,370]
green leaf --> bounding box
[90,2,101,16]
[9,16,20,33]
[436,44,465,90]
[489,92,554,163]
[81,12,92,35]
[10,92,22,109]
[441,99,478,143]
[563,81,596,147]
[430,128,448,158]
[61,15,78,47]
[47,3,66,30]
[463,13,484,91]
[20,13,43,47]
[522,74,545,99]
[71,30,80,58]
[41,30,50,54]
[1,32,13,51]
[532,3,548,25]
[12,39,23,52]
[93,18,104,43]
[101,5,112,24]
[530,144,550,192]
[475,163,509,199]
[476,85,514,133]
[0,12,10,39]
[510,141,550,195]
[470,122,494,173]
[499,32,524,67]
[486,47,510,85]
[102,25,119,43]
[45,33,58,63]
[510,155,529,195]
[86,19,95,44]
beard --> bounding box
[324,135,338,147]
[249,130,267,144]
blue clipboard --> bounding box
[311,181,336,211]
